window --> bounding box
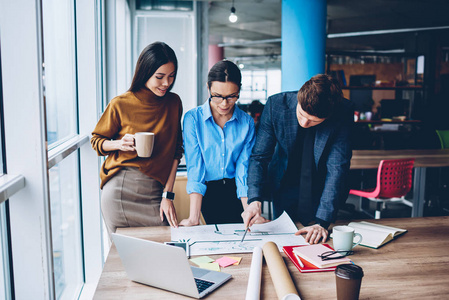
[1,1,106,298]
[42,0,78,148]
[41,0,84,298]
[0,203,12,300]
[49,152,83,299]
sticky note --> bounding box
[198,262,220,272]
[214,256,238,268]
[190,256,215,266]
[227,256,242,265]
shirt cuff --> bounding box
[247,197,263,205]
[315,217,330,230]
[236,186,248,199]
[186,181,207,196]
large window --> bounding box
[41,0,85,299]
[42,0,78,147]
[49,152,83,299]
[0,204,11,300]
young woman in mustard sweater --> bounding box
[91,42,183,237]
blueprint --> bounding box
[170,212,308,256]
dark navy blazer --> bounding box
[247,91,354,224]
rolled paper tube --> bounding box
[245,246,263,300]
[262,242,301,300]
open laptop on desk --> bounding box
[111,233,232,298]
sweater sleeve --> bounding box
[91,101,120,156]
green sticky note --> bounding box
[190,256,215,266]
[198,262,220,272]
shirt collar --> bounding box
[201,99,241,123]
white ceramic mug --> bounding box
[332,226,363,251]
[134,132,154,158]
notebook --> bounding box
[283,244,337,273]
[112,233,232,299]
[292,244,351,269]
[346,221,407,249]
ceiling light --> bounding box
[229,1,237,23]
[239,63,244,69]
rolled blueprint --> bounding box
[245,246,263,300]
[263,241,301,300]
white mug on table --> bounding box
[332,226,363,251]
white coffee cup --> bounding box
[332,226,363,251]
[134,132,154,158]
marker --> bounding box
[294,253,305,268]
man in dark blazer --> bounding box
[242,74,354,244]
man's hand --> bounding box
[295,224,328,244]
[241,201,269,228]
[160,198,178,228]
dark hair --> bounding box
[207,60,242,90]
[129,42,178,92]
[297,74,343,119]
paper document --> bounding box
[171,212,307,255]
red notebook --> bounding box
[283,244,337,273]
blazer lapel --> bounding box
[314,122,334,167]
[284,96,299,153]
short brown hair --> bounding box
[297,74,343,119]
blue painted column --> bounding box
[282,0,327,91]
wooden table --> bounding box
[350,149,449,217]
[94,217,449,299]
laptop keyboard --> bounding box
[194,278,214,293]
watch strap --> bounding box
[162,191,175,201]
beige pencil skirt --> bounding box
[101,167,168,237]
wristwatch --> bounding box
[162,191,175,201]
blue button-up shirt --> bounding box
[183,100,256,199]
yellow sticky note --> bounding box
[198,262,220,272]
[227,256,242,265]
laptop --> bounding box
[111,233,232,298]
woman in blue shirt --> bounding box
[180,60,256,225]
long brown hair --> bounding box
[129,42,178,93]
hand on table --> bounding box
[179,218,200,227]
[160,198,178,228]
[295,224,328,244]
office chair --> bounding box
[349,158,415,219]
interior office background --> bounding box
[1,0,449,300]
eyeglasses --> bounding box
[318,250,354,261]
[209,94,239,104]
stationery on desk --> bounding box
[345,221,407,249]
[283,244,351,273]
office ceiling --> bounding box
[207,0,449,70]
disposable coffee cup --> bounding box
[134,132,154,158]
[335,264,364,300]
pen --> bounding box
[294,253,305,268]
[240,227,249,243]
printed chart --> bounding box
[171,212,308,255]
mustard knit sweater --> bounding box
[91,88,183,189]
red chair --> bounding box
[350,158,415,219]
